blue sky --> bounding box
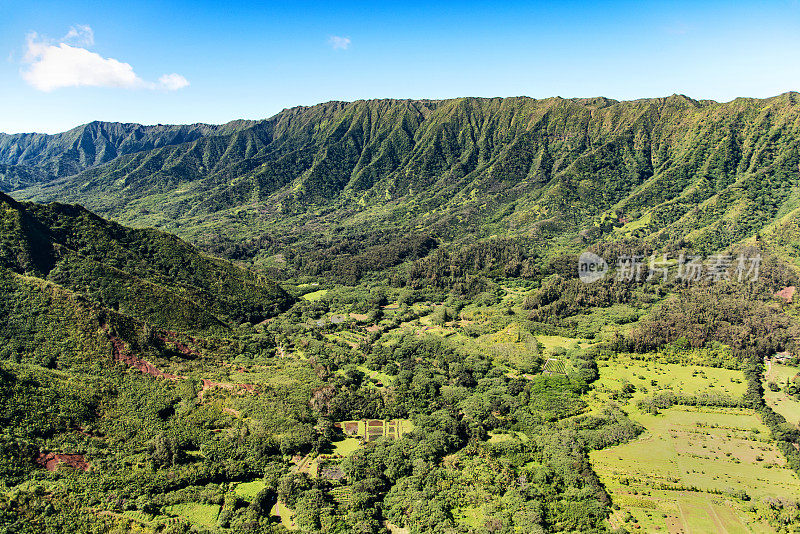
[2,0,800,133]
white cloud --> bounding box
[63,24,94,47]
[20,29,189,92]
[328,36,351,50]
[158,73,190,91]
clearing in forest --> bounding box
[591,406,800,532]
[234,480,266,500]
[587,355,747,412]
[763,361,800,428]
[335,419,414,441]
[301,289,328,301]
[536,334,591,353]
[589,356,800,532]
[270,501,297,530]
[163,503,220,529]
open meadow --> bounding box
[589,356,800,532]
[764,361,800,428]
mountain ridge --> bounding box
[0,119,258,180]
[8,92,800,273]
[0,191,292,330]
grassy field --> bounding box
[270,501,297,530]
[331,437,361,456]
[487,431,528,444]
[588,355,747,412]
[234,480,266,500]
[453,505,483,528]
[764,361,800,428]
[589,356,800,532]
[356,365,393,386]
[163,503,220,529]
[301,289,328,301]
[605,491,772,534]
[765,362,798,384]
[591,406,798,532]
[613,211,653,237]
[536,334,591,353]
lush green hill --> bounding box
[5,96,800,533]
[0,119,255,187]
[0,192,291,331]
[11,93,800,275]
[0,164,52,191]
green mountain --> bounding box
[0,164,52,191]
[0,119,255,185]
[10,93,800,274]
[5,97,800,534]
[0,191,291,332]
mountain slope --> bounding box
[0,192,291,331]
[11,93,800,270]
[0,119,255,186]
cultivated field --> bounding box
[588,355,747,412]
[589,356,800,532]
[335,419,414,442]
[764,361,800,428]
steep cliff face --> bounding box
[9,93,800,258]
[0,119,254,181]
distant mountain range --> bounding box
[6,93,800,266]
[0,120,255,181]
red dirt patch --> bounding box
[106,328,183,380]
[366,325,380,333]
[36,452,89,472]
[776,286,796,303]
[156,331,200,357]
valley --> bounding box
[2,95,800,533]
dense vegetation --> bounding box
[7,93,800,280]
[0,120,254,179]
[0,192,291,330]
[3,94,800,532]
